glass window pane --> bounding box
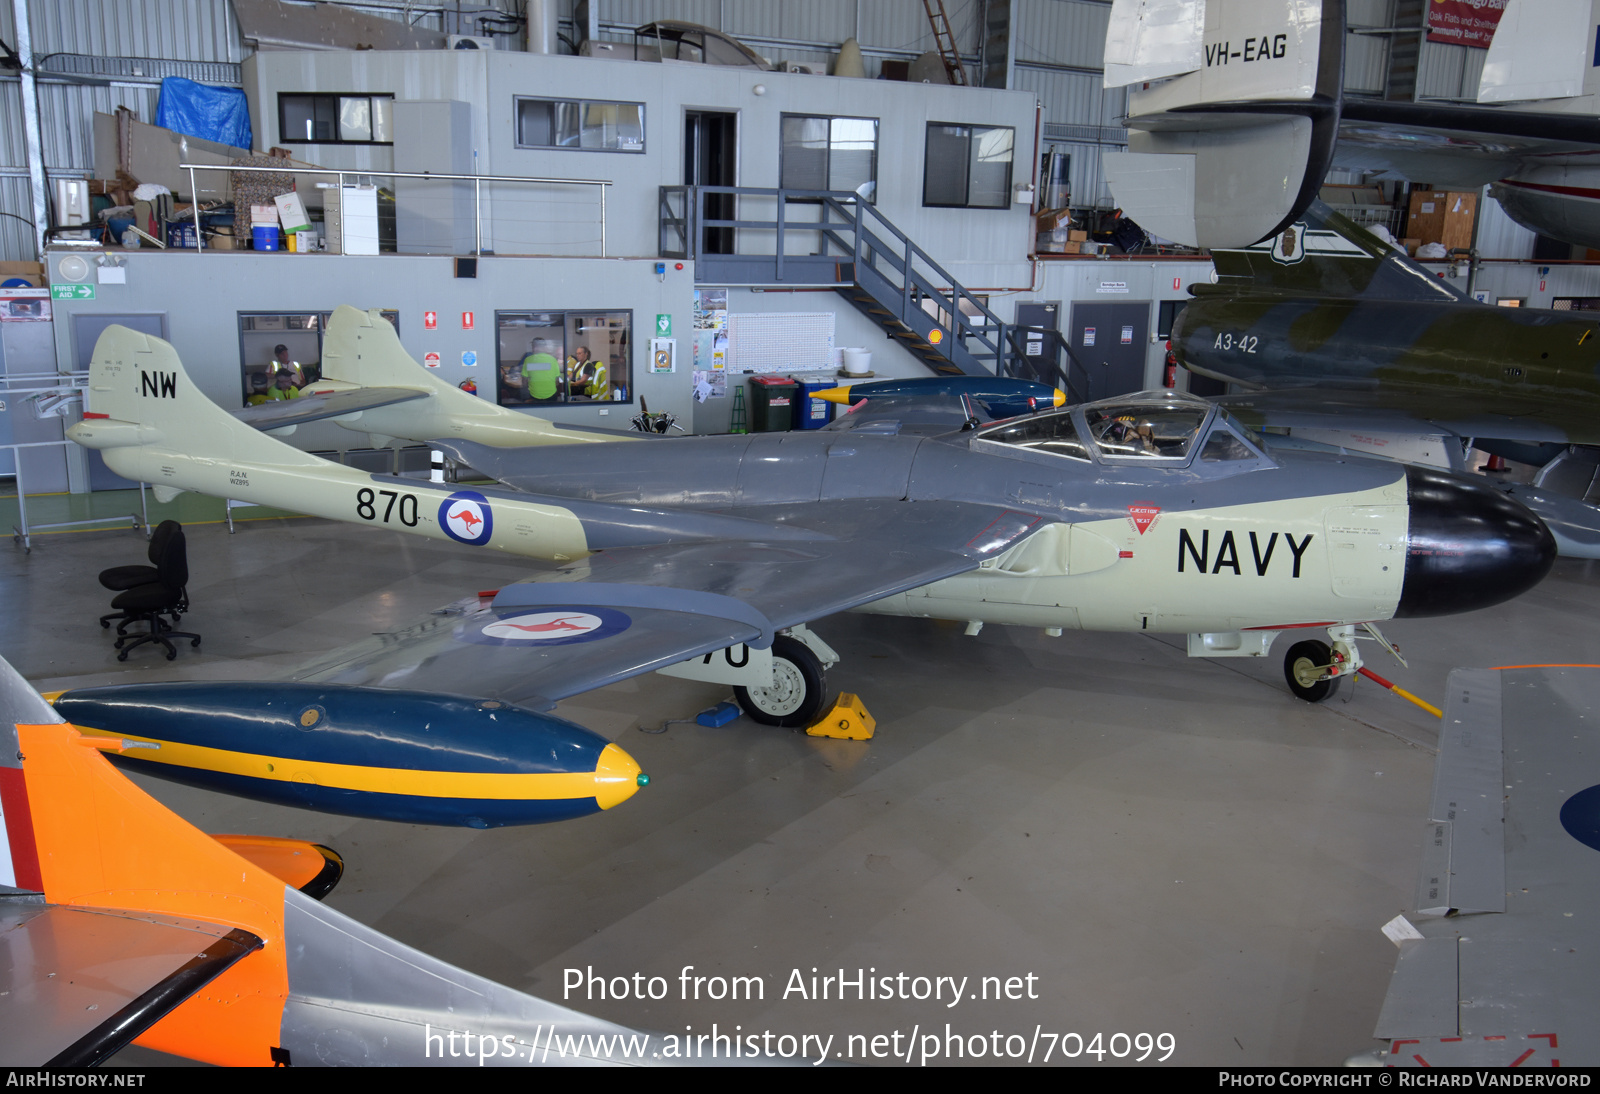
[519,100,555,146]
[281,96,316,142]
[781,116,830,190]
[968,126,1013,208]
[338,97,373,142]
[828,118,876,198]
[554,101,582,148]
[614,103,643,151]
[923,124,969,206]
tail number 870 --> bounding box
[356,487,420,527]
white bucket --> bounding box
[841,347,871,374]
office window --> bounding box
[278,94,394,144]
[516,98,644,152]
[495,311,632,407]
[238,311,398,406]
[780,115,877,201]
[923,123,1014,209]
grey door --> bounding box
[1068,301,1150,401]
[73,313,167,489]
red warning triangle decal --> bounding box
[1128,504,1161,535]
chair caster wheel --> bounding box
[117,651,129,662]
[166,650,177,661]
[100,620,110,629]
[191,639,201,648]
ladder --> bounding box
[921,0,968,86]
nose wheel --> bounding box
[1284,639,1342,703]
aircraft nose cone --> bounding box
[592,742,647,810]
[1395,466,1556,618]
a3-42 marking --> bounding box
[356,487,420,527]
[1213,333,1258,353]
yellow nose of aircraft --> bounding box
[593,742,649,810]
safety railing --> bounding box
[662,184,1036,380]
[179,163,612,257]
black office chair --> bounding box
[108,523,201,661]
[99,520,182,633]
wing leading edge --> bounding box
[291,499,1044,707]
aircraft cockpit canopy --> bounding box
[975,390,1272,472]
[1083,395,1210,461]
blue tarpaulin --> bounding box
[155,77,252,151]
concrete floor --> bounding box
[5,516,1596,1067]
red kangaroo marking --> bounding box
[450,508,483,532]
[499,616,590,633]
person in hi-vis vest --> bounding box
[520,338,560,401]
[566,345,609,400]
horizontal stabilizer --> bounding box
[1198,201,1467,303]
[233,386,428,432]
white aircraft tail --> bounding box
[1104,0,1344,248]
[74,325,327,471]
[315,304,619,449]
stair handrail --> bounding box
[663,184,1052,379]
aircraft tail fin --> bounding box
[1103,0,1344,248]
[70,324,328,472]
[316,304,617,449]
[1194,201,1471,304]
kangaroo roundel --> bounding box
[439,490,493,545]
[467,607,632,647]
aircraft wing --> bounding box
[1362,666,1600,1067]
[289,498,1043,707]
[1215,385,1584,448]
[1334,101,1600,191]
[0,903,260,1065]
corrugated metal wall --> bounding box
[0,0,1572,264]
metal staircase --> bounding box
[660,184,1086,396]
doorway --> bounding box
[685,111,737,255]
[1068,302,1151,402]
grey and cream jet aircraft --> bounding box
[67,322,1555,721]
[1170,201,1600,558]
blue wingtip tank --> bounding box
[814,376,1066,419]
[50,682,647,828]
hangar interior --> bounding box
[2,0,1599,1069]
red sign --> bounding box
[424,311,437,330]
[423,352,441,369]
[1127,503,1161,536]
[1172,277,1181,291]
[462,311,474,331]
[1426,0,1506,49]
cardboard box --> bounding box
[274,191,311,234]
[1407,190,1475,252]
[1068,229,1088,242]
[251,204,280,226]
[1036,208,1072,233]
[0,261,44,286]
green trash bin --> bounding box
[748,376,799,432]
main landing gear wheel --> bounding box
[734,635,826,728]
[1284,639,1341,703]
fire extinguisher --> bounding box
[1163,341,1177,388]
